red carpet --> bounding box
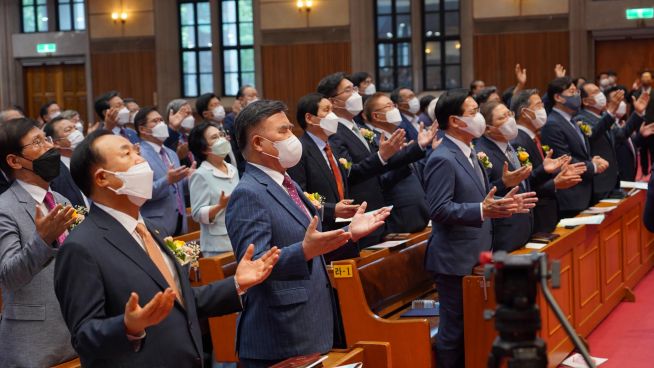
[584,269,654,367]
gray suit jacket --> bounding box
[0,181,77,367]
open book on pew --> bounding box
[557,214,605,227]
[335,205,393,223]
[620,180,648,190]
[400,299,440,317]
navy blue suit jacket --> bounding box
[54,205,241,368]
[226,164,335,360]
[476,136,533,251]
[399,114,419,143]
[424,136,492,276]
[645,174,654,233]
[541,110,595,214]
[51,161,86,208]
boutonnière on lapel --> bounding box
[516,147,532,167]
[164,237,201,268]
[576,121,592,137]
[359,128,375,143]
[477,151,493,169]
[541,144,551,156]
[304,192,325,209]
[338,158,352,170]
[69,205,88,230]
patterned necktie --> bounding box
[469,150,486,188]
[135,223,183,305]
[324,144,345,200]
[506,145,526,190]
[43,192,67,246]
[159,148,186,216]
[534,135,545,160]
[282,175,311,219]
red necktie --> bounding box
[43,192,67,246]
[534,135,545,160]
[282,175,312,219]
[324,144,345,200]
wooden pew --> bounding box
[186,207,200,233]
[331,240,437,368]
[323,341,391,367]
[52,358,81,368]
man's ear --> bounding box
[202,110,212,120]
[449,115,461,129]
[6,154,23,171]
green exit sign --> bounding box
[626,8,654,20]
[36,43,57,53]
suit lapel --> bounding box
[303,135,340,199]
[444,138,486,196]
[339,122,370,153]
[11,182,37,223]
[555,111,588,155]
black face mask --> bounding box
[21,148,61,182]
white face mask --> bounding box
[616,101,627,118]
[316,112,339,136]
[380,108,402,126]
[261,135,303,168]
[49,111,61,121]
[181,115,195,130]
[103,162,154,207]
[151,122,169,142]
[67,130,84,150]
[456,112,486,138]
[117,107,131,126]
[364,83,376,95]
[408,97,420,114]
[212,106,226,122]
[211,137,232,158]
[75,121,84,133]
[345,92,363,115]
[527,108,547,129]
[592,92,607,110]
[498,117,518,141]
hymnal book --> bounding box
[400,300,440,317]
[269,354,327,368]
[529,232,560,244]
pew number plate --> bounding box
[333,264,353,278]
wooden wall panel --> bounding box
[473,31,569,94]
[261,42,351,134]
[595,38,654,88]
[600,219,623,303]
[91,50,156,120]
[574,234,601,333]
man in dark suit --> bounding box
[163,99,196,168]
[226,99,390,367]
[574,82,646,202]
[390,87,421,142]
[196,93,243,174]
[44,116,88,208]
[632,70,654,174]
[541,77,610,218]
[510,89,585,233]
[93,91,140,144]
[361,93,437,233]
[424,89,537,368]
[317,72,422,245]
[54,130,280,368]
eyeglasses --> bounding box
[334,86,358,97]
[373,103,397,112]
[21,136,53,150]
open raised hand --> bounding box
[482,186,519,219]
[124,289,176,336]
[35,204,75,244]
[378,129,406,161]
[235,244,280,292]
[302,216,352,260]
[349,201,391,242]
[502,162,532,187]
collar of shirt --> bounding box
[487,136,509,153]
[200,160,236,179]
[517,124,536,139]
[306,131,327,151]
[364,122,392,139]
[584,109,602,119]
[111,126,121,135]
[446,134,472,158]
[250,162,285,188]
[337,117,358,132]
[61,156,71,169]
[94,202,145,236]
[552,107,572,123]
[16,179,49,204]
[144,140,163,153]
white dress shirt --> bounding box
[16,179,50,216]
[517,125,535,140]
[60,156,71,169]
[403,113,420,133]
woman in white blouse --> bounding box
[188,121,239,257]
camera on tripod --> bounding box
[481,251,595,368]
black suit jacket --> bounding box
[476,136,533,252]
[0,169,10,195]
[511,129,559,233]
[54,205,242,368]
[541,110,595,215]
[51,161,86,208]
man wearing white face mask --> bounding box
[349,71,376,96]
[574,82,646,202]
[44,116,89,208]
[163,99,196,168]
[39,100,62,126]
[511,89,586,233]
[391,87,422,142]
[197,92,242,175]
[134,107,195,237]
[93,91,140,144]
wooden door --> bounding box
[23,64,87,123]
[595,38,654,87]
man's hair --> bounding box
[605,85,628,97]
[578,82,594,100]
[348,72,371,88]
[236,85,255,99]
[70,129,113,197]
[316,72,347,98]
[133,106,158,137]
[43,116,69,139]
[296,93,324,130]
[39,100,57,120]
[94,91,120,120]
[480,100,503,126]
[390,87,410,105]
[510,89,540,119]
[195,93,218,117]
[363,92,388,123]
[470,80,484,91]
[474,86,498,105]
[546,76,574,111]
[435,89,473,130]
[0,108,25,124]
[0,118,38,174]
[123,97,136,105]
[61,110,79,120]
[188,121,218,166]
[234,99,287,152]
[420,95,436,113]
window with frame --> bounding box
[423,0,461,90]
[220,0,255,97]
[374,0,412,92]
[179,1,214,98]
[57,0,86,31]
[22,0,49,33]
